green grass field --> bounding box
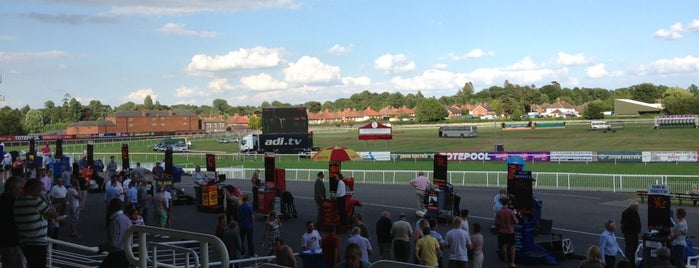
[6,121,699,175]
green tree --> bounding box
[415,98,448,123]
[85,100,108,120]
[43,100,61,125]
[688,84,699,96]
[582,101,606,119]
[455,82,474,105]
[629,83,664,103]
[66,98,82,122]
[248,115,262,130]
[304,101,322,113]
[662,87,698,114]
[386,92,405,108]
[539,84,562,103]
[22,109,44,133]
[212,99,230,115]
[115,101,137,111]
[0,107,25,135]
[144,95,154,110]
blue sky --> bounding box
[1,0,698,109]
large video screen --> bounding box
[262,107,308,134]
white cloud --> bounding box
[0,35,16,40]
[105,0,300,15]
[374,53,416,74]
[283,56,341,85]
[328,44,353,55]
[585,64,623,78]
[391,69,464,90]
[639,55,699,74]
[586,64,609,78]
[390,57,566,91]
[687,20,699,32]
[186,46,284,74]
[123,88,157,103]
[654,19,699,40]
[175,86,210,98]
[433,63,448,70]
[240,73,288,90]
[341,76,371,86]
[207,78,233,93]
[448,49,494,61]
[556,51,587,65]
[654,29,682,40]
[503,56,538,71]
[0,50,72,62]
[157,23,217,38]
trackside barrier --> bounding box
[221,168,696,193]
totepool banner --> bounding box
[439,151,550,162]
[641,151,698,163]
[597,152,643,163]
[441,152,494,161]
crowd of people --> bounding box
[0,149,694,268]
[0,150,179,268]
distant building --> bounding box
[65,121,116,135]
[614,99,663,116]
[66,110,200,135]
[201,117,226,133]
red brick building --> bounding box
[67,110,200,135]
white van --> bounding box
[590,121,611,130]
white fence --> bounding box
[218,168,699,193]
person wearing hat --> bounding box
[390,213,413,263]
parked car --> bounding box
[171,143,189,152]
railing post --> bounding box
[200,241,209,267]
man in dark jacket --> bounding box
[620,200,641,267]
[221,220,243,267]
[313,171,326,224]
[375,210,393,260]
[0,176,25,268]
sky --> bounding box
[1,0,698,110]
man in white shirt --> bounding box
[301,221,322,251]
[334,174,348,225]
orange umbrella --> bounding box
[311,145,361,162]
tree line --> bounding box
[1,81,697,135]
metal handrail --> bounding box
[123,225,229,268]
[146,242,200,268]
